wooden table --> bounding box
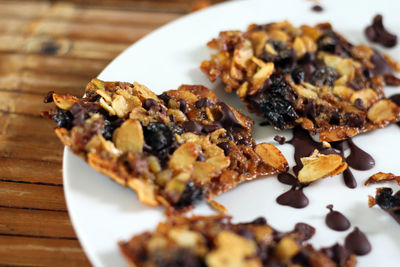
[0,0,224,265]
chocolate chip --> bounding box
[311,5,323,12]
[70,101,101,126]
[343,113,363,128]
[157,92,170,105]
[195,97,211,108]
[178,99,188,115]
[274,135,286,145]
[202,124,220,133]
[215,102,244,132]
[354,98,365,110]
[43,91,54,103]
[217,141,230,156]
[143,98,158,110]
[371,52,392,75]
[365,14,397,48]
[181,121,203,134]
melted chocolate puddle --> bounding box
[325,204,351,231]
[345,227,372,256]
[276,173,309,209]
[276,185,309,209]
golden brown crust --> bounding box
[201,21,400,141]
[47,79,288,210]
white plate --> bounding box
[64,0,400,266]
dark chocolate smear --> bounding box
[277,172,300,186]
[365,14,397,48]
[215,102,244,132]
[287,127,323,175]
[276,186,309,209]
[195,97,211,108]
[371,52,392,75]
[343,168,357,189]
[217,141,230,156]
[321,243,352,266]
[346,138,375,170]
[345,227,372,256]
[181,121,203,135]
[325,204,351,231]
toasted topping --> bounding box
[255,143,288,172]
[367,99,399,123]
[365,172,400,186]
[113,119,144,153]
[298,153,346,183]
[53,93,78,110]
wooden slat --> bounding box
[0,207,75,238]
[0,157,62,184]
[0,181,66,210]
[0,1,180,26]
[0,34,129,60]
[0,91,56,115]
[0,235,90,267]
[0,54,108,76]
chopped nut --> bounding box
[127,179,159,206]
[250,61,274,94]
[192,161,217,184]
[255,143,288,172]
[206,231,260,267]
[96,89,112,103]
[206,156,231,173]
[148,156,161,173]
[275,237,300,263]
[169,142,199,172]
[293,84,317,99]
[208,200,227,213]
[365,172,400,186]
[53,93,78,110]
[99,97,116,116]
[167,109,187,123]
[168,227,206,249]
[293,37,306,59]
[113,119,144,153]
[132,82,159,101]
[112,95,131,118]
[320,127,359,142]
[367,99,399,123]
[237,81,249,97]
[332,85,354,100]
[298,153,345,183]
[350,88,378,109]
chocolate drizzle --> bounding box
[346,139,375,170]
[276,185,309,209]
[345,227,372,256]
[286,127,376,189]
[325,204,351,231]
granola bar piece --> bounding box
[119,215,357,267]
[45,79,288,210]
[201,21,400,141]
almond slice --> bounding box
[255,143,288,172]
[113,119,144,153]
[367,99,399,124]
[298,153,344,183]
[169,142,199,172]
[53,93,78,110]
[365,172,400,186]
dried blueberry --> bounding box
[262,40,296,68]
[318,31,340,53]
[291,67,305,84]
[258,75,298,129]
[52,108,73,129]
[143,122,176,163]
[172,181,204,209]
[376,188,400,210]
[102,117,125,140]
[312,66,337,86]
